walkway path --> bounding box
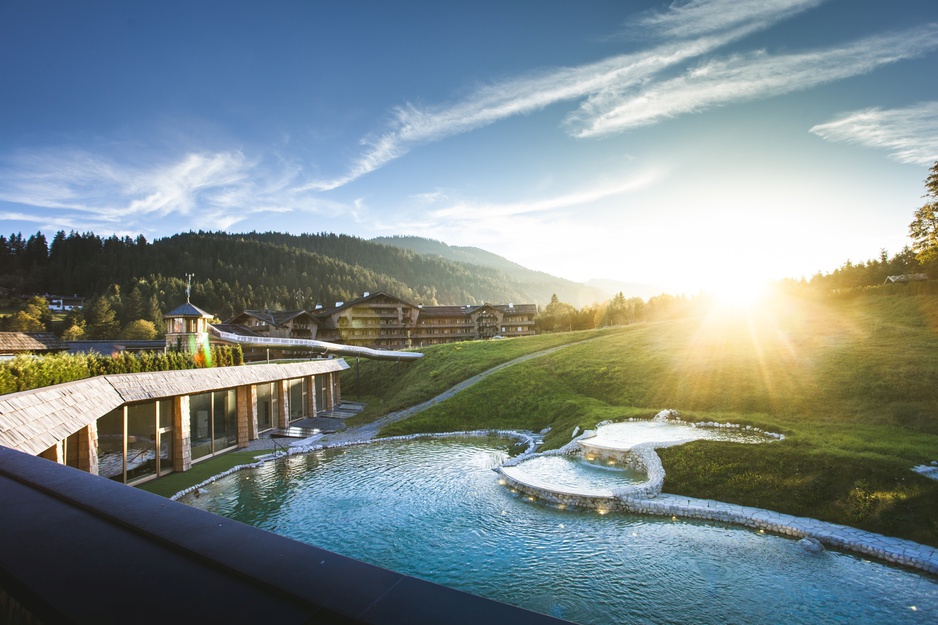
[317,342,581,446]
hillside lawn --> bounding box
[357,288,938,547]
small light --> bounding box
[671,516,677,521]
[759,529,765,534]
[910,606,917,612]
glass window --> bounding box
[225,388,238,447]
[158,399,174,429]
[127,402,157,482]
[190,392,212,461]
[213,390,229,451]
[159,431,173,476]
[289,378,306,421]
[314,376,324,416]
[257,383,273,431]
[97,407,124,481]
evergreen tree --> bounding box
[147,293,164,335]
[84,296,120,339]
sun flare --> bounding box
[706,279,771,312]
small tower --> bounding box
[164,275,214,353]
[164,301,215,353]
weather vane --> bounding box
[185,273,194,303]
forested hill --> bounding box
[373,236,608,307]
[0,230,600,320]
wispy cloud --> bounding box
[636,0,824,39]
[0,148,354,234]
[428,172,660,220]
[809,102,938,165]
[307,0,827,190]
[571,24,938,137]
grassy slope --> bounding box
[376,289,938,546]
[341,328,626,423]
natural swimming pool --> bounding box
[181,434,937,624]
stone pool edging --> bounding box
[496,418,938,576]
[169,426,938,576]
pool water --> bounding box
[587,420,770,448]
[182,437,938,624]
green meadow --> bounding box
[354,287,938,547]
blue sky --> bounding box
[2,0,938,295]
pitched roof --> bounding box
[165,302,214,319]
[232,309,314,327]
[0,332,69,354]
[312,291,412,317]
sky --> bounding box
[2,0,938,296]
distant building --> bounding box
[412,302,537,346]
[0,332,70,358]
[46,294,85,311]
[884,274,929,284]
[312,292,420,349]
[226,309,317,339]
[224,291,537,350]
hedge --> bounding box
[0,345,245,395]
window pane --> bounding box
[257,383,272,430]
[97,408,124,481]
[289,379,304,421]
[159,430,173,476]
[213,391,228,451]
[126,402,157,482]
[226,388,237,447]
[158,399,174,429]
[190,392,212,460]
[315,376,324,415]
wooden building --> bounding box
[0,360,346,485]
[411,302,537,346]
[224,292,538,351]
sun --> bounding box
[705,278,771,312]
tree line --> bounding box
[2,161,936,338]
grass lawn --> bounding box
[380,288,938,546]
[136,450,264,498]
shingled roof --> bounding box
[0,360,349,456]
[0,332,70,355]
